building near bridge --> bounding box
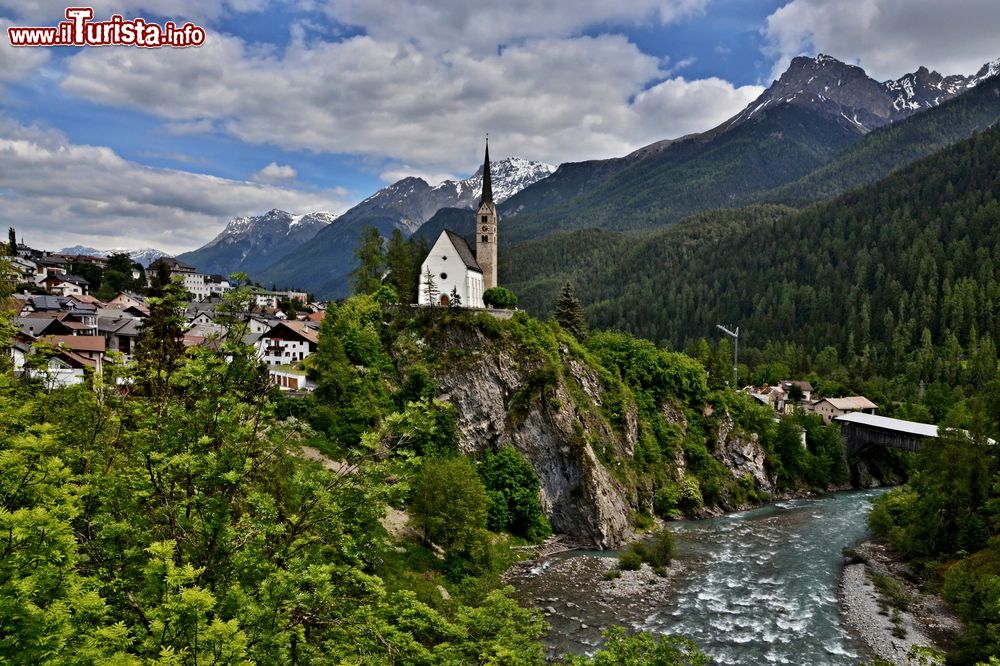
[809,396,877,424]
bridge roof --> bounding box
[834,412,938,438]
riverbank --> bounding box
[839,541,963,664]
[506,552,685,658]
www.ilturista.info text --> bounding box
[7,7,206,48]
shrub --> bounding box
[618,549,643,571]
[483,286,518,309]
[654,483,681,518]
[678,476,704,514]
[634,512,655,531]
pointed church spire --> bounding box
[479,136,493,207]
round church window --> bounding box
[440,272,448,280]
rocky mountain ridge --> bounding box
[177,209,335,278]
[57,246,167,267]
[350,157,556,235]
[720,53,1000,134]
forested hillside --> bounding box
[506,124,1000,417]
[761,73,1000,206]
[1,263,858,663]
[501,105,857,242]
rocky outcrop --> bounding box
[712,413,775,494]
[430,325,635,549]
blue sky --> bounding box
[1,0,998,252]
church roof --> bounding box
[479,139,493,207]
[444,230,482,273]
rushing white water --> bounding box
[511,489,887,664]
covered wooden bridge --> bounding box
[834,412,939,457]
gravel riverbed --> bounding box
[839,541,963,664]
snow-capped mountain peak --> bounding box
[335,156,556,235]
[206,208,336,248]
[721,53,1000,135]
[461,157,558,203]
[57,245,168,267]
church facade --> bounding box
[417,140,498,308]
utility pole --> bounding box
[716,324,739,387]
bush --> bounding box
[654,483,681,518]
[678,476,704,514]
[483,286,518,309]
[622,529,675,571]
[645,529,675,568]
[634,512,655,531]
[618,550,643,571]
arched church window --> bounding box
[481,235,488,242]
[481,215,488,223]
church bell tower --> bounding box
[475,138,498,290]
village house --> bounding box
[15,315,74,338]
[99,317,142,359]
[256,320,320,366]
[779,380,814,402]
[745,384,788,412]
[40,273,90,296]
[809,396,878,424]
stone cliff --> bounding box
[404,313,776,548]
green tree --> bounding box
[483,286,518,309]
[411,457,488,551]
[351,227,385,295]
[385,228,422,304]
[132,263,187,396]
[478,446,551,542]
[555,281,588,341]
[423,266,439,305]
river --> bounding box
[510,488,887,664]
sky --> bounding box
[2,0,999,254]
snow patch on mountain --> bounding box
[340,157,555,235]
[722,53,1000,136]
[204,208,336,249]
[58,245,168,267]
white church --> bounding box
[417,140,499,309]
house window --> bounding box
[481,235,488,242]
[440,272,448,280]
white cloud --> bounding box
[253,161,297,181]
[60,30,761,178]
[763,0,1000,82]
[0,118,352,253]
[0,1,262,24]
[631,76,763,138]
[320,0,709,52]
[0,16,50,83]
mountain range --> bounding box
[178,210,337,278]
[58,246,168,267]
[174,53,1000,298]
